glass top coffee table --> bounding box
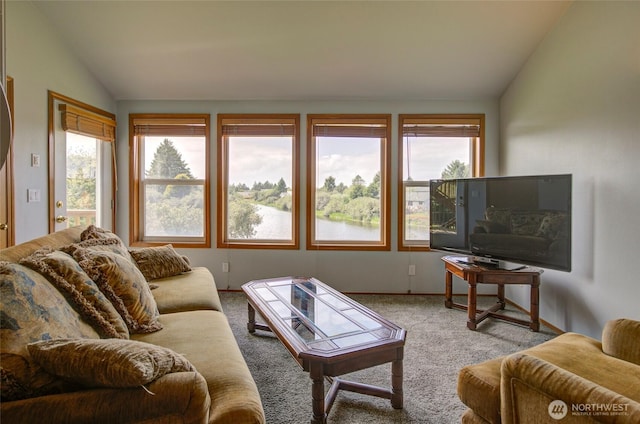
[242,276,406,424]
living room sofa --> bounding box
[0,226,265,424]
[457,318,640,423]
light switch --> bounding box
[28,189,41,202]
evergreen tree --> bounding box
[275,178,287,195]
[146,139,194,179]
[323,176,336,192]
[366,172,381,198]
[441,160,470,179]
[349,175,366,199]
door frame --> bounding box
[1,75,14,247]
[47,91,117,233]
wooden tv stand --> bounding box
[441,255,543,331]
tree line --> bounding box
[67,138,469,238]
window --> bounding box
[397,114,484,251]
[48,91,116,233]
[307,114,391,250]
[129,114,210,247]
[217,114,300,249]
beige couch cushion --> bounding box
[458,356,504,424]
[28,338,195,388]
[152,267,223,314]
[602,318,640,366]
[132,310,265,423]
[0,370,211,424]
[522,332,640,402]
[0,226,84,263]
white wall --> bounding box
[117,100,500,295]
[500,1,640,338]
[6,1,115,243]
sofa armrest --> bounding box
[602,318,640,366]
[0,371,210,424]
[501,353,640,424]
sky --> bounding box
[141,135,472,186]
[404,137,471,181]
[144,136,207,179]
[228,137,293,186]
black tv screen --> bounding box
[429,174,572,271]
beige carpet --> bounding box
[219,291,557,424]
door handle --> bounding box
[55,215,68,223]
[0,223,8,231]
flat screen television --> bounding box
[429,174,572,271]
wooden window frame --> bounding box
[129,113,211,248]
[47,90,117,233]
[307,114,392,251]
[397,114,484,251]
[217,114,300,249]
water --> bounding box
[253,204,293,239]
[253,204,379,241]
[315,218,379,241]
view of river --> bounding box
[253,204,379,240]
[253,204,427,241]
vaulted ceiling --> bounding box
[34,0,571,101]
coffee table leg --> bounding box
[310,364,326,424]
[247,303,256,333]
[497,284,506,309]
[391,347,404,409]
[530,277,540,332]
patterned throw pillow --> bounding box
[536,213,567,240]
[28,338,195,388]
[81,225,125,244]
[510,211,547,236]
[484,207,512,230]
[68,247,163,334]
[66,236,134,263]
[0,262,98,401]
[129,245,192,281]
[20,248,129,339]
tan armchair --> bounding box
[458,319,640,423]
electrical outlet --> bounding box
[408,264,416,276]
[222,262,230,273]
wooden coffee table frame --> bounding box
[442,255,543,332]
[242,277,406,424]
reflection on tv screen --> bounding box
[429,174,572,272]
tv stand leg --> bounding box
[467,278,478,330]
[445,270,453,308]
